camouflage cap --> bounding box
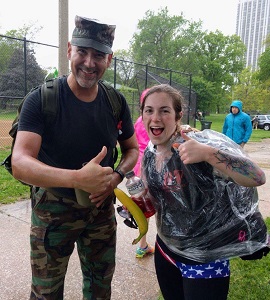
[71,16,116,54]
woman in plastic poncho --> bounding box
[140,84,269,300]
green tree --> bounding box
[0,24,45,97]
[257,48,270,82]
[130,8,246,113]
[0,47,46,97]
[194,31,246,112]
[233,67,270,113]
[112,49,136,87]
[257,38,270,84]
[131,7,203,72]
[0,23,42,72]
[192,76,216,112]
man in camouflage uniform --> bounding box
[12,16,138,299]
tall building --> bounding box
[236,0,270,70]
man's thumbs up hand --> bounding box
[77,146,113,194]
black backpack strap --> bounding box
[41,78,59,125]
[9,79,59,140]
[98,80,122,164]
[99,80,122,122]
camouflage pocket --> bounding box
[31,187,47,209]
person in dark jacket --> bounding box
[222,100,252,147]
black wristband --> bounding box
[114,169,125,181]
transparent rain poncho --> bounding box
[142,129,269,263]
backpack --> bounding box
[1,77,122,185]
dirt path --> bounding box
[245,138,270,169]
[0,119,13,148]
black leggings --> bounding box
[154,245,230,300]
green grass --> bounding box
[228,242,270,300]
[0,149,31,203]
[0,112,17,119]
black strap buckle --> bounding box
[117,206,138,229]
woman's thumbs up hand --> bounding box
[178,131,210,164]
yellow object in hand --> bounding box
[114,187,148,245]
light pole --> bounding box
[58,0,69,76]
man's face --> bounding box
[67,43,112,89]
[231,106,239,114]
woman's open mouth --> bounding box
[150,126,164,136]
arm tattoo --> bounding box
[213,150,264,184]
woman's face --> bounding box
[142,92,178,148]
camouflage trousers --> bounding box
[29,188,117,300]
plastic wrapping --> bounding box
[142,129,269,262]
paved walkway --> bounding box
[0,180,159,300]
[0,145,269,299]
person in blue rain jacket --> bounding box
[222,100,252,147]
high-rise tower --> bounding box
[236,0,270,70]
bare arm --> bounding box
[12,131,113,194]
[178,131,266,187]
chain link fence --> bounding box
[0,35,197,149]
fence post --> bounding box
[23,37,27,95]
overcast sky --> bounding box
[0,0,239,66]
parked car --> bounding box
[252,115,270,130]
